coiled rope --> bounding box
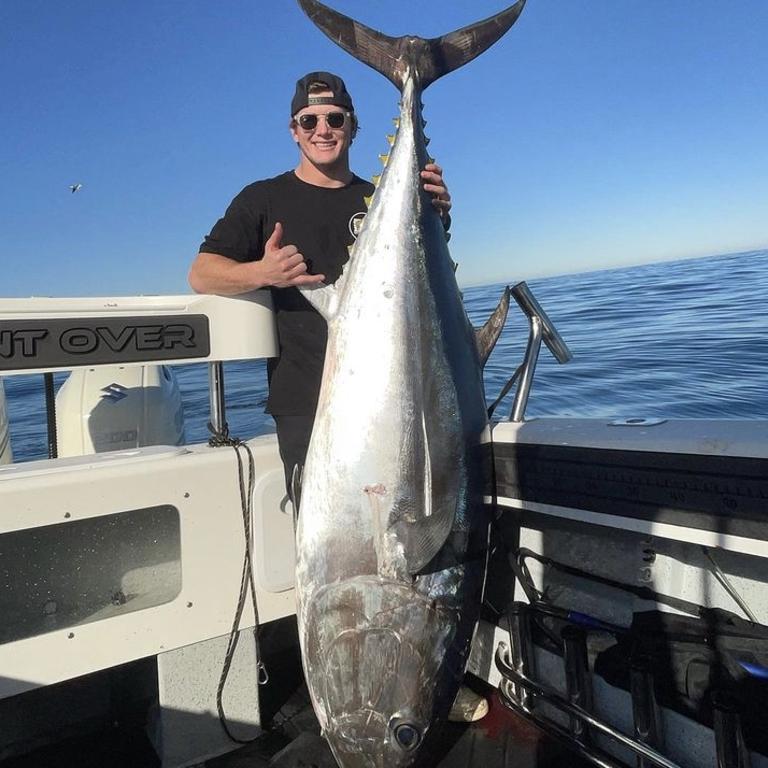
[208,421,269,744]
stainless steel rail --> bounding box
[509,281,572,422]
[208,361,228,436]
[495,642,685,768]
[498,678,626,768]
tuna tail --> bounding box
[296,0,527,91]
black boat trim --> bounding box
[488,442,768,540]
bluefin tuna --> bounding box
[294,1,526,765]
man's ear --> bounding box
[288,118,299,144]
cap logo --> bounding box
[307,96,339,107]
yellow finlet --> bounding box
[386,134,395,146]
[392,117,400,129]
[363,195,373,208]
[372,173,382,186]
[378,153,390,166]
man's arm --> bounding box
[189,252,269,295]
[189,222,325,295]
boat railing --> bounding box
[508,281,573,422]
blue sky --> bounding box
[1,0,766,295]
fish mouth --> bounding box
[329,708,388,758]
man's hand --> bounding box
[261,222,326,288]
[188,222,324,295]
[421,162,452,220]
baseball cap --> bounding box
[291,71,354,116]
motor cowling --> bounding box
[55,365,185,456]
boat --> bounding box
[0,287,766,768]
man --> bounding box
[190,71,487,725]
[189,72,451,493]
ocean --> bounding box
[3,249,767,463]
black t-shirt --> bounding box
[199,171,374,415]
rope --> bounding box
[487,363,524,419]
[208,422,269,744]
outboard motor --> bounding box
[0,379,11,464]
[55,365,185,456]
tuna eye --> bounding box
[393,723,421,751]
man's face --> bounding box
[290,89,353,171]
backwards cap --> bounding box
[291,71,354,116]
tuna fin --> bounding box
[475,286,511,367]
[296,0,526,91]
[290,463,303,522]
[394,510,456,576]
[298,281,342,321]
[389,412,456,574]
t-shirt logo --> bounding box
[348,211,367,239]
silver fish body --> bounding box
[294,2,526,765]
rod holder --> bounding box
[631,655,664,768]
[563,625,593,743]
[208,361,228,436]
[713,692,751,768]
[505,602,536,709]
[509,282,572,422]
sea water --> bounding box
[4,249,767,463]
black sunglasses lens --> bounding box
[326,112,345,128]
[298,114,318,130]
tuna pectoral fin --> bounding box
[389,493,456,575]
[475,286,511,367]
[297,0,527,91]
[298,282,341,322]
[395,511,456,576]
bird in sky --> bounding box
[69,183,82,193]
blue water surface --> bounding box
[4,249,767,462]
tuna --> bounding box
[294,1,526,765]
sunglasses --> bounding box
[296,111,349,131]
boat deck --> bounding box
[1,615,591,768]
[209,681,591,768]
[208,618,592,768]
[2,681,591,768]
